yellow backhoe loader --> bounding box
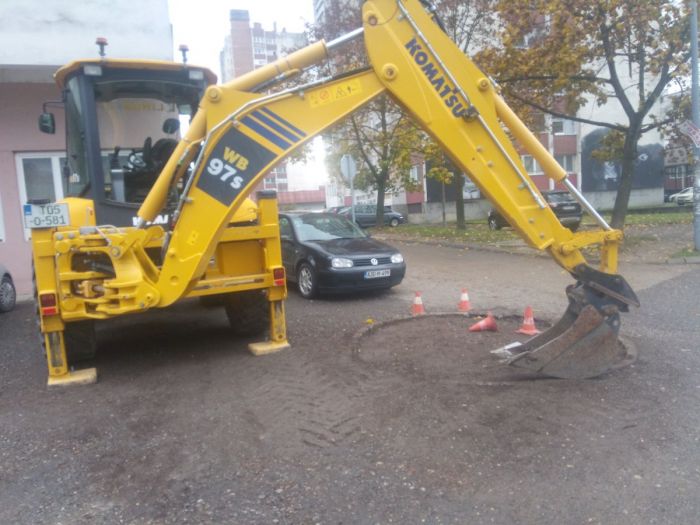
[31,0,638,386]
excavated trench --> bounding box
[354,313,634,382]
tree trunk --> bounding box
[376,173,386,227]
[610,123,642,229]
[454,173,465,230]
[441,182,446,227]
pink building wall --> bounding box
[0,82,64,295]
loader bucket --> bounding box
[498,268,639,380]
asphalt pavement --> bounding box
[0,241,698,524]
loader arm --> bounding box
[131,0,637,378]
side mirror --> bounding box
[162,118,180,134]
[38,113,55,134]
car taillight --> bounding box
[273,267,285,286]
[39,293,58,316]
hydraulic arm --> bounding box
[134,0,636,377]
[38,0,639,381]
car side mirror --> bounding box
[38,112,55,134]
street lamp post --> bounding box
[691,0,700,250]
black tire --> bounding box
[32,266,46,356]
[63,320,97,363]
[0,275,16,313]
[296,262,318,299]
[488,216,501,230]
[389,217,400,227]
[199,294,225,307]
[224,290,269,336]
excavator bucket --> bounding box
[494,269,639,379]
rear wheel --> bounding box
[199,294,225,307]
[297,262,318,299]
[0,275,16,313]
[63,320,97,363]
[224,290,269,336]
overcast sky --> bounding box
[167,0,328,191]
[168,0,316,78]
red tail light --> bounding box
[273,267,285,286]
[39,293,58,316]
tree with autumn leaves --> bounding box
[314,0,688,229]
[476,0,690,228]
[313,0,425,227]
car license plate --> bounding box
[23,203,70,229]
[561,205,576,211]
[365,269,390,279]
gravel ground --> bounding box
[0,223,698,524]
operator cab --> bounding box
[39,57,216,226]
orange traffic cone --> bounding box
[516,306,541,336]
[411,292,425,316]
[458,289,471,312]
[468,311,497,332]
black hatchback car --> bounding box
[488,190,582,232]
[279,212,406,298]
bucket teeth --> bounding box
[498,276,633,379]
[506,304,622,379]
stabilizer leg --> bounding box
[248,299,290,356]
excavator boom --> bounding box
[135,0,637,377]
[33,0,639,383]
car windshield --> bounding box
[546,192,575,204]
[291,214,367,241]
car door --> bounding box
[356,205,374,227]
[279,216,298,281]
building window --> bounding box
[554,154,575,172]
[552,117,575,135]
[410,165,419,183]
[15,153,66,239]
[521,155,543,175]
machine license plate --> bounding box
[23,203,70,229]
[365,269,390,279]
[561,205,576,211]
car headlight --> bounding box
[331,257,354,268]
[390,253,404,264]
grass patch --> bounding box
[587,209,693,226]
[618,234,657,251]
[377,222,518,244]
[671,247,700,259]
[374,208,691,247]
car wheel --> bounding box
[488,216,501,230]
[389,217,400,227]
[224,290,269,336]
[198,294,225,307]
[63,320,97,363]
[297,262,317,299]
[0,275,17,312]
[0,274,16,313]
